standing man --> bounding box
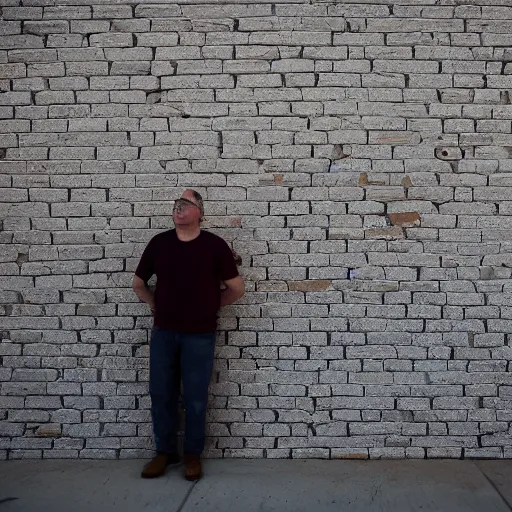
[132,189,245,481]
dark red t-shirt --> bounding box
[135,229,239,333]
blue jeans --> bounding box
[149,328,216,455]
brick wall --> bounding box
[1,0,512,460]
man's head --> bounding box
[172,189,204,228]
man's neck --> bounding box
[175,225,201,242]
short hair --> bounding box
[190,190,204,216]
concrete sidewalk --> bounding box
[0,459,511,512]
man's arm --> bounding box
[132,275,156,313]
[220,275,245,307]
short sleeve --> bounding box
[217,238,239,281]
[135,237,156,283]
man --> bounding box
[132,189,245,481]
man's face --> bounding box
[172,191,202,227]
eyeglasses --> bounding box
[173,198,202,213]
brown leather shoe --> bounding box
[141,453,180,479]
[183,453,202,481]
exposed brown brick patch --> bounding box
[365,226,404,240]
[257,281,289,292]
[35,424,61,437]
[387,212,421,227]
[274,174,283,185]
[374,132,421,145]
[230,217,242,227]
[288,280,331,292]
[332,453,368,460]
[401,175,413,188]
[359,173,386,186]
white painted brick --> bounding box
[0,0,510,462]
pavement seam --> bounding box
[472,461,512,512]
[175,480,198,512]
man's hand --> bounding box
[220,275,245,307]
[132,275,156,314]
